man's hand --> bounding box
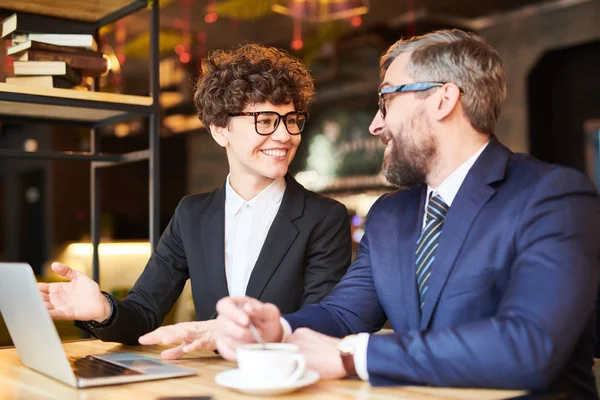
[215,296,283,361]
[285,328,346,380]
[37,262,110,322]
[138,320,218,360]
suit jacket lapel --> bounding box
[201,184,229,301]
[394,186,426,330]
[419,137,509,330]
[245,174,302,300]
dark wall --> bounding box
[17,168,46,274]
[51,127,93,250]
[52,131,188,243]
[0,124,187,266]
[0,124,53,265]
[0,176,4,260]
[99,133,187,240]
[528,41,600,171]
[528,40,600,358]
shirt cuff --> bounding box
[280,317,293,342]
[353,332,370,381]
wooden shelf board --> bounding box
[0,83,153,106]
[0,0,146,24]
[0,100,127,122]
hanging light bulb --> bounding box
[175,43,186,55]
[115,20,127,65]
[196,31,206,72]
[205,0,218,24]
[290,17,303,50]
[177,0,193,64]
[350,15,362,27]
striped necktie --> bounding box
[415,194,449,309]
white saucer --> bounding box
[214,369,320,396]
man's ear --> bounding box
[209,123,229,147]
[432,83,461,122]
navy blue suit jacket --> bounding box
[286,137,600,399]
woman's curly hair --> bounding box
[194,43,315,128]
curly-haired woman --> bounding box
[39,44,352,359]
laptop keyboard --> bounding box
[70,356,142,379]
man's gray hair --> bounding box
[381,29,506,135]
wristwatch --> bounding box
[83,292,115,329]
[337,334,358,378]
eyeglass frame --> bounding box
[227,111,309,136]
[378,82,465,118]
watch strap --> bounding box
[82,292,116,329]
[341,351,358,378]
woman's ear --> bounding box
[209,124,229,147]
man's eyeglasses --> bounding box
[378,82,464,118]
[228,111,308,135]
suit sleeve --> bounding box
[286,197,388,338]
[300,202,352,306]
[365,168,600,389]
[77,197,190,344]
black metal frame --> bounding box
[0,0,160,284]
[149,0,161,251]
[0,150,123,162]
[96,0,149,29]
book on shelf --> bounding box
[7,40,100,57]
[12,61,82,84]
[14,50,108,77]
[10,33,98,51]
[0,13,91,38]
[5,75,74,89]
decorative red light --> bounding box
[175,44,186,55]
[291,39,304,50]
[205,12,218,24]
[179,52,191,63]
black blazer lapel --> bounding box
[200,183,229,301]
[245,175,303,300]
[419,137,509,329]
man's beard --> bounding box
[382,110,436,188]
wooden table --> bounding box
[0,340,528,400]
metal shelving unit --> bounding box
[0,0,161,283]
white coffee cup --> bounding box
[236,343,306,386]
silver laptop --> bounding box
[0,262,196,388]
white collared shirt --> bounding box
[281,141,490,380]
[224,175,286,297]
[423,142,489,227]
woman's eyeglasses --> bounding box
[228,111,308,135]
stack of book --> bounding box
[0,13,109,90]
